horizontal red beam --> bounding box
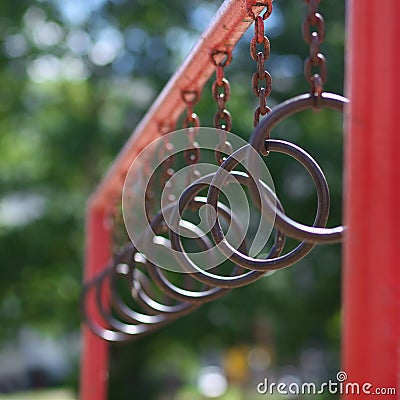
[89,0,265,210]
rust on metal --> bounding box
[302,0,327,105]
[89,0,267,210]
[247,0,273,127]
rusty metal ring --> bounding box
[81,215,215,340]
[129,268,198,314]
[95,219,215,334]
[82,244,179,341]
[169,172,287,287]
[81,246,156,342]
[109,256,197,320]
[247,92,348,243]
[126,218,217,306]
[94,267,185,336]
[115,267,184,317]
[250,93,346,153]
[145,198,238,303]
[206,139,330,269]
[109,245,182,319]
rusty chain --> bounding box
[143,150,156,221]
[182,90,201,183]
[246,0,273,127]
[159,137,175,193]
[144,123,176,220]
[211,50,233,132]
[158,124,176,208]
[210,50,234,165]
[302,0,327,106]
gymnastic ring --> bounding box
[145,197,248,303]
[81,247,155,342]
[169,171,286,288]
[96,218,216,334]
[112,219,215,316]
[82,242,192,341]
[103,218,218,329]
[95,266,195,335]
[206,139,330,270]
[248,92,348,243]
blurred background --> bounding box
[0,0,345,399]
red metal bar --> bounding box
[89,0,265,210]
[80,206,111,400]
[343,1,400,397]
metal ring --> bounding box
[81,251,155,342]
[81,244,173,342]
[81,239,195,341]
[248,92,348,242]
[95,262,196,336]
[94,269,177,335]
[206,139,330,270]
[145,197,243,302]
[169,172,286,287]
[108,245,182,321]
[128,268,198,314]
[93,211,220,335]
[114,247,182,316]
[114,218,216,314]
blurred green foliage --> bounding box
[0,0,345,398]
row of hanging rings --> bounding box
[82,0,348,342]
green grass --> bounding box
[0,389,77,400]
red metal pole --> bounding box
[343,1,400,398]
[80,205,111,400]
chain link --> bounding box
[143,150,156,221]
[246,0,273,127]
[210,50,233,165]
[158,124,176,207]
[182,90,200,129]
[302,0,327,106]
[182,90,201,184]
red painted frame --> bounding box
[80,207,111,400]
[343,1,400,398]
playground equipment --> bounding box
[81,1,400,399]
